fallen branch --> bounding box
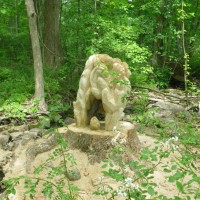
[131,85,186,101]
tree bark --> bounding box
[151,0,166,67]
[44,0,63,67]
[65,122,140,163]
[25,0,47,112]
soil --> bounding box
[2,129,198,200]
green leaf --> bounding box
[147,176,154,180]
[11,188,16,195]
[109,162,114,167]
[171,165,177,170]
[101,164,108,168]
[169,172,184,183]
[174,196,183,200]
[102,169,123,181]
[164,168,171,173]
[147,186,156,195]
[168,176,175,183]
[176,181,184,193]
[34,165,44,175]
[29,194,34,199]
[150,154,157,161]
[1,9,6,14]
[141,182,148,187]
[42,183,53,198]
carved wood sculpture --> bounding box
[73,54,131,131]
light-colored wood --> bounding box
[25,0,47,112]
[64,122,141,163]
[73,54,131,131]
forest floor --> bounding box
[1,88,200,200]
[4,130,196,200]
[2,123,200,200]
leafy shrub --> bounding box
[0,102,26,120]
[44,65,78,105]
[95,128,199,200]
[153,67,173,89]
[3,112,199,199]
[0,67,12,81]
[0,65,34,105]
[4,131,80,200]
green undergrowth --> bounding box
[4,130,80,200]
[3,118,200,200]
[0,65,34,106]
[0,64,77,121]
[131,90,200,148]
[1,87,200,200]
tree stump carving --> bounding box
[73,54,131,131]
[71,55,141,162]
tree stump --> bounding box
[64,121,141,163]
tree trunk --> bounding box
[44,0,62,67]
[152,14,164,66]
[65,122,141,164]
[25,0,47,112]
[151,0,166,67]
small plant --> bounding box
[3,131,80,200]
[0,101,26,120]
[48,104,70,125]
[153,67,173,89]
[132,108,163,127]
[94,127,199,200]
[0,99,39,121]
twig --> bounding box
[181,0,189,102]
[131,84,186,101]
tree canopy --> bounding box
[0,0,200,107]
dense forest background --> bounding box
[0,0,200,114]
[0,1,200,199]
